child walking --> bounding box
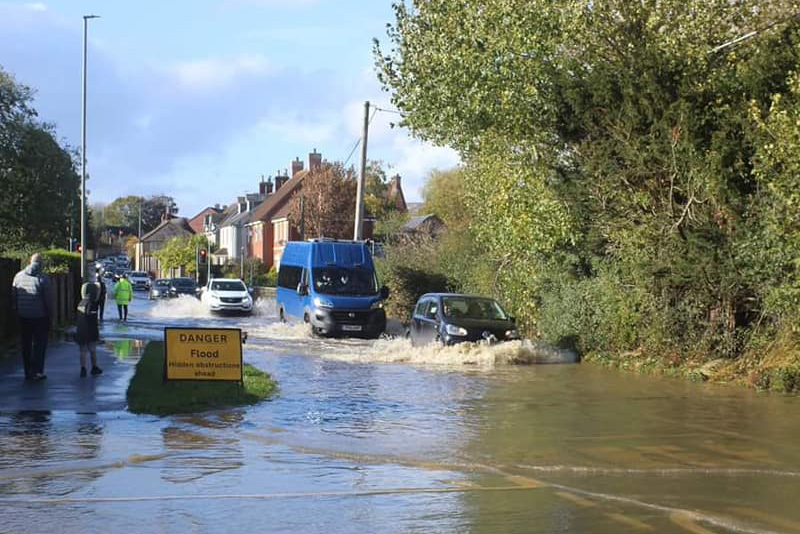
[76,282,103,377]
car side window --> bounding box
[415,299,428,317]
[425,300,439,320]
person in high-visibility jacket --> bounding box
[113,273,133,322]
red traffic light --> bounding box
[199,249,207,258]
[76,244,83,253]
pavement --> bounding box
[0,330,141,413]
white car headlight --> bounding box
[505,329,518,339]
[446,324,468,336]
[313,297,334,309]
[369,300,384,309]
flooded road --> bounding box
[1,294,799,533]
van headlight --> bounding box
[370,300,384,309]
[445,324,468,336]
[313,297,334,309]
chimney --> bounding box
[275,170,289,191]
[265,177,274,195]
[214,203,220,210]
[237,196,246,214]
[291,157,304,176]
[259,175,267,196]
[309,148,322,172]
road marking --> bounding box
[670,511,721,534]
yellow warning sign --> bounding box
[164,327,243,381]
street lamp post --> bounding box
[80,14,99,282]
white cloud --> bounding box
[24,3,47,12]
[171,53,273,92]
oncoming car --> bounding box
[408,293,519,347]
[148,278,171,299]
[201,278,253,314]
[127,271,151,291]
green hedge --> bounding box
[4,248,80,274]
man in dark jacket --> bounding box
[12,253,51,381]
[95,267,107,323]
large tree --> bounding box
[105,195,178,235]
[0,67,80,251]
[287,162,357,239]
[376,0,800,359]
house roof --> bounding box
[250,169,308,223]
[140,217,195,242]
[187,206,223,234]
[402,214,444,232]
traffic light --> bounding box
[76,243,82,253]
[199,248,207,259]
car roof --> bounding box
[418,293,494,300]
[208,278,245,282]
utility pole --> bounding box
[354,100,369,241]
[80,14,99,281]
[138,198,142,239]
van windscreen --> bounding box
[312,267,377,296]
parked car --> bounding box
[276,239,389,338]
[201,278,253,314]
[408,293,519,347]
[169,277,200,298]
[148,278,171,299]
[127,271,151,291]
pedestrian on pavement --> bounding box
[113,272,132,322]
[11,253,51,381]
[76,282,103,377]
[95,267,107,323]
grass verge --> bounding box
[127,341,277,415]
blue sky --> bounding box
[0,0,459,218]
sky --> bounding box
[0,0,460,218]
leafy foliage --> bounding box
[0,66,80,252]
[376,0,800,364]
[104,195,178,234]
[153,234,208,276]
[287,162,357,239]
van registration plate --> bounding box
[342,325,362,332]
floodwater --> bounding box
[1,294,799,533]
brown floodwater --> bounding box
[0,296,798,533]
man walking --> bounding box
[95,267,107,323]
[113,273,132,322]
[12,253,51,381]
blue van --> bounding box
[276,239,389,337]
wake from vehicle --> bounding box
[248,320,579,367]
[146,296,276,319]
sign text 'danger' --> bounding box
[164,328,243,381]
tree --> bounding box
[376,0,800,359]
[105,195,178,235]
[154,234,207,276]
[0,67,80,252]
[287,162,357,239]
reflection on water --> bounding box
[1,298,799,533]
[108,339,145,360]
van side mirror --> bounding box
[297,283,308,296]
[380,286,390,300]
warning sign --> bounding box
[164,327,243,381]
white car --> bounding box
[127,271,151,291]
[201,278,253,314]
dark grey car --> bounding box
[409,293,519,347]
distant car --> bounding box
[201,278,253,314]
[169,277,200,298]
[148,278,171,299]
[408,293,519,347]
[127,271,151,291]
